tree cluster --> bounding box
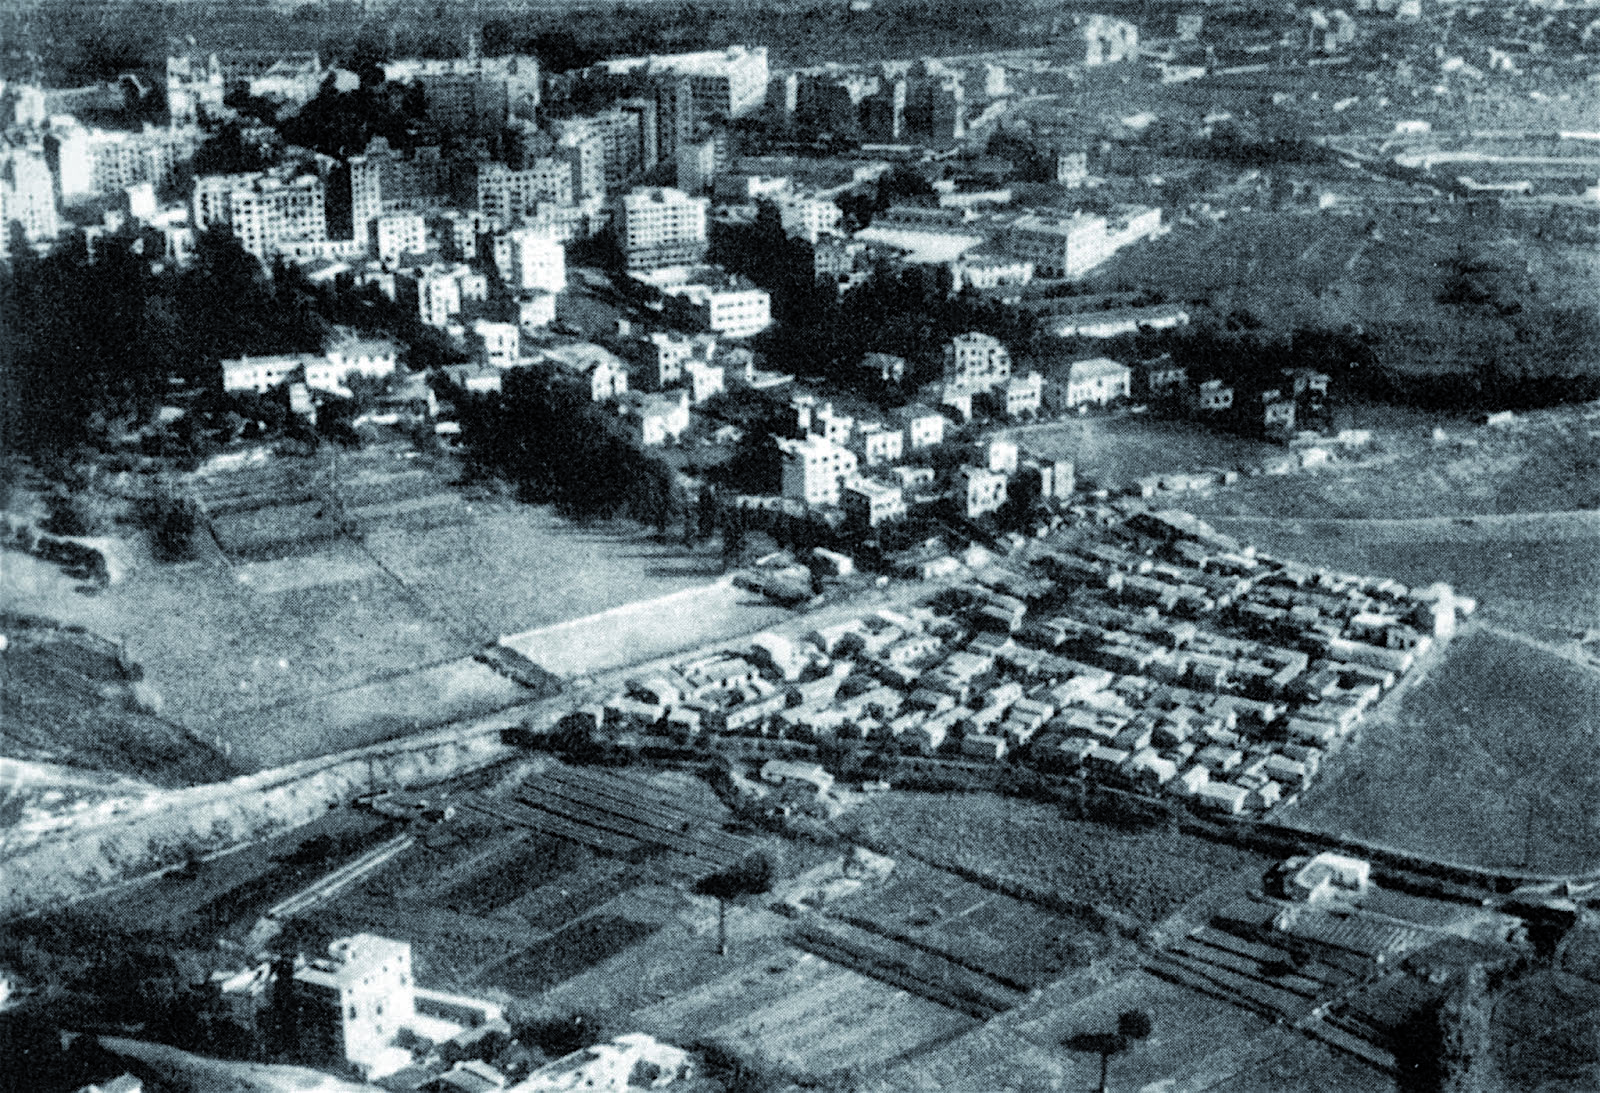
[451,367,682,528]
[276,79,427,160]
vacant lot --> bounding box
[1495,970,1600,1093]
[1003,415,1280,491]
[1192,406,1600,521]
[840,791,1268,924]
[1284,628,1600,874]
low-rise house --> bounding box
[1127,747,1178,786]
[958,466,1008,518]
[1144,358,1187,395]
[1084,743,1131,773]
[841,477,907,529]
[761,759,835,794]
[1063,358,1131,409]
[1196,743,1244,772]
[618,389,691,445]
[1196,379,1233,412]
[855,423,904,467]
[1171,763,1210,796]
[896,406,947,449]
[962,732,1008,761]
[1196,780,1249,814]
[1004,371,1044,417]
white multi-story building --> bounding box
[855,423,904,467]
[959,466,1008,518]
[193,171,327,258]
[396,263,475,328]
[628,330,718,389]
[683,358,725,403]
[373,211,427,264]
[517,292,557,330]
[842,477,907,529]
[896,406,946,450]
[636,266,769,338]
[1005,371,1044,417]
[498,227,566,293]
[473,319,520,367]
[477,160,574,228]
[429,209,486,261]
[779,194,843,244]
[553,111,641,191]
[778,434,859,506]
[1,144,58,245]
[1064,358,1131,408]
[1005,211,1110,279]
[619,389,691,445]
[618,186,709,270]
[292,935,415,1080]
[944,332,1011,389]
[594,47,768,121]
[558,128,607,206]
[1006,206,1160,279]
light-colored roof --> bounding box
[1067,357,1129,383]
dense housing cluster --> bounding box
[575,508,1471,817]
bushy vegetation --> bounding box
[451,366,683,528]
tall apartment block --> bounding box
[477,160,574,227]
[617,186,708,270]
[193,171,327,258]
[1,145,58,248]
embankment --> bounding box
[0,711,524,921]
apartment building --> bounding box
[496,227,566,293]
[373,211,426,265]
[1065,358,1132,408]
[856,423,904,467]
[617,186,709,270]
[1005,211,1111,279]
[959,466,1008,518]
[191,171,327,259]
[1005,371,1045,417]
[477,160,574,228]
[842,477,907,529]
[779,434,859,506]
[944,332,1012,389]
[1,144,57,245]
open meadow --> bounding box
[1282,627,1600,875]
[1191,404,1600,521]
[0,443,780,770]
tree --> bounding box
[693,851,776,956]
[1065,1010,1153,1093]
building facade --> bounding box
[618,186,709,270]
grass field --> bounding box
[1192,406,1600,521]
[1,442,788,770]
[840,791,1269,925]
[1282,627,1600,874]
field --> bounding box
[0,442,781,771]
[1001,414,1281,492]
[839,791,1269,925]
[0,611,234,789]
[1282,628,1600,874]
[1191,404,1600,521]
[1494,970,1600,1092]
